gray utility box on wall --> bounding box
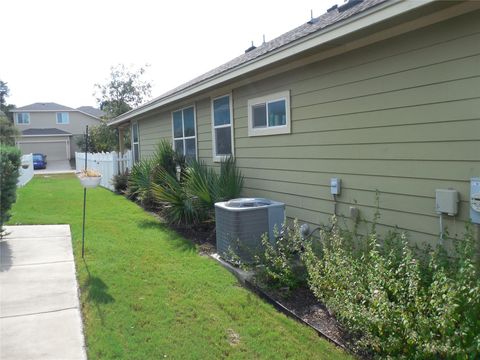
[215,198,285,263]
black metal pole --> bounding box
[82,126,88,258]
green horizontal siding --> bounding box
[133,10,480,249]
[231,10,480,247]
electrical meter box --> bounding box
[330,178,341,195]
[435,189,459,216]
[471,178,480,224]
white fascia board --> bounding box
[11,108,102,120]
[20,134,72,137]
[109,0,436,126]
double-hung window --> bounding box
[15,112,30,125]
[211,95,233,161]
[132,121,140,163]
[172,106,197,160]
[247,90,290,136]
[56,112,69,124]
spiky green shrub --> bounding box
[151,167,199,225]
[152,157,243,225]
[126,159,157,208]
[153,139,184,178]
[0,145,21,237]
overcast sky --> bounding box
[2,0,339,109]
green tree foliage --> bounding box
[0,145,21,237]
[94,64,152,119]
[0,113,19,146]
[0,80,16,122]
[75,121,118,153]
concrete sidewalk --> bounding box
[0,225,86,360]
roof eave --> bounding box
[109,0,437,127]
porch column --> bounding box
[118,127,125,155]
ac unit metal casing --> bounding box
[215,198,285,263]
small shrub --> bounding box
[302,215,480,358]
[126,159,157,209]
[151,167,200,225]
[256,220,306,290]
[153,140,184,178]
[112,170,129,194]
[153,157,244,225]
[0,145,21,237]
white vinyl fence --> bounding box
[75,150,132,191]
[18,153,34,187]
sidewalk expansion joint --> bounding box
[0,306,79,319]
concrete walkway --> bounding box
[35,160,75,175]
[0,225,86,360]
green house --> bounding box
[109,0,480,250]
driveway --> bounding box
[35,160,75,175]
[0,225,86,360]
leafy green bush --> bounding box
[0,145,21,237]
[255,220,306,290]
[111,170,129,194]
[0,114,19,146]
[302,216,480,358]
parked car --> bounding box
[33,153,47,169]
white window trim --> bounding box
[56,112,70,125]
[15,112,30,125]
[247,90,291,137]
[171,105,198,160]
[211,94,234,162]
[131,121,140,163]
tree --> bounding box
[0,80,16,122]
[0,113,19,146]
[94,64,152,119]
[75,120,118,153]
[0,145,21,238]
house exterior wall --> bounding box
[15,111,100,135]
[135,10,480,249]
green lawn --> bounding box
[9,174,350,359]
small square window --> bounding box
[16,112,30,124]
[56,112,69,124]
[248,90,290,136]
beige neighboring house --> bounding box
[13,103,103,160]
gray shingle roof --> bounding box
[77,106,104,118]
[125,0,387,117]
[21,128,72,136]
[14,102,75,112]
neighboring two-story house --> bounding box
[13,103,103,161]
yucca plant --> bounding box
[152,139,185,178]
[185,160,219,214]
[151,157,244,225]
[218,156,244,201]
[126,159,157,208]
[151,167,200,224]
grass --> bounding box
[9,174,350,359]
